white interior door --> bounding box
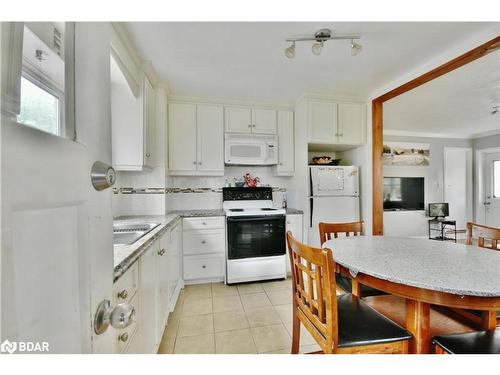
[1,23,114,353]
[483,151,500,227]
[443,147,473,231]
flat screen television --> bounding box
[428,203,449,218]
[383,177,425,211]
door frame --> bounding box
[475,146,500,224]
[372,36,500,235]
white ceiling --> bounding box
[384,50,500,139]
[125,22,496,103]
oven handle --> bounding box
[227,215,285,223]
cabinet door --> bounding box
[138,242,160,353]
[276,110,294,176]
[308,101,337,142]
[225,106,252,133]
[286,215,303,274]
[337,103,365,145]
[168,222,181,308]
[168,103,197,172]
[197,105,224,174]
[158,230,170,329]
[143,76,156,167]
[252,108,277,134]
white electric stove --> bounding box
[223,187,287,284]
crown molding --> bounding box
[384,127,500,140]
[167,94,294,109]
[294,92,367,106]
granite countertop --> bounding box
[113,208,303,282]
[323,236,500,297]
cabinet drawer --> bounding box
[113,262,138,305]
[183,216,224,231]
[183,255,224,281]
[183,230,225,255]
[115,293,139,353]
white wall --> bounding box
[351,25,500,236]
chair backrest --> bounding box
[466,222,500,250]
[318,221,365,246]
[286,231,338,353]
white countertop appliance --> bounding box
[223,187,286,284]
[224,133,278,166]
[309,165,360,247]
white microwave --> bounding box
[224,133,278,165]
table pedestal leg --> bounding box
[481,311,497,330]
[406,299,430,354]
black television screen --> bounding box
[383,177,424,211]
[429,203,449,218]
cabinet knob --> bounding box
[198,162,202,165]
[248,124,252,128]
[146,153,151,157]
[339,133,343,137]
[117,290,128,300]
[158,249,166,256]
[202,265,206,269]
[118,332,129,342]
[201,240,206,244]
[193,161,197,165]
[202,222,207,225]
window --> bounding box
[17,75,60,136]
[494,160,500,198]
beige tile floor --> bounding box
[158,278,321,354]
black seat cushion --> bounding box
[433,329,500,354]
[468,310,500,319]
[336,293,412,348]
[336,274,387,297]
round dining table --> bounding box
[322,236,500,354]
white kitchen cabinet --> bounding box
[169,103,224,176]
[168,103,197,173]
[167,221,182,311]
[337,103,366,145]
[252,108,277,134]
[197,105,224,173]
[158,230,170,330]
[306,99,366,146]
[112,74,156,171]
[276,110,294,176]
[285,214,303,274]
[225,106,277,134]
[138,240,160,353]
[182,217,225,284]
[308,101,337,143]
[224,106,252,133]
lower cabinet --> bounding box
[182,216,225,284]
[114,220,183,354]
[285,214,303,274]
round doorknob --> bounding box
[94,300,135,335]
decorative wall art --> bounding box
[383,142,430,166]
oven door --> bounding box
[227,215,286,259]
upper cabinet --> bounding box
[225,106,277,134]
[111,67,156,171]
[306,99,365,146]
[168,102,224,176]
[276,110,294,176]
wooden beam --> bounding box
[372,100,384,235]
[371,35,500,235]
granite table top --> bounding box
[322,236,500,297]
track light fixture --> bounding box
[284,28,361,59]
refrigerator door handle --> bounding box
[309,197,313,228]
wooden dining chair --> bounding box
[286,231,411,354]
[318,221,386,297]
[448,222,500,329]
[433,328,500,354]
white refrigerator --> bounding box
[309,166,360,247]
